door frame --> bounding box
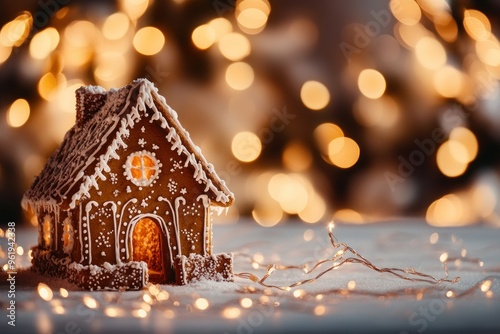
[128,214,173,283]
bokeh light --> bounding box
[390,0,421,26]
[119,0,149,21]
[357,69,386,99]
[268,173,309,214]
[450,127,478,163]
[300,80,330,111]
[192,24,216,50]
[415,37,446,70]
[231,131,262,162]
[218,33,251,61]
[225,62,254,90]
[236,0,271,34]
[433,66,464,98]
[434,13,458,43]
[463,9,491,41]
[208,18,233,40]
[0,12,32,47]
[133,27,165,56]
[29,27,60,60]
[436,140,469,177]
[353,95,400,128]
[314,123,344,158]
[328,137,360,169]
[282,141,313,172]
[102,13,130,40]
[426,193,474,226]
[6,99,30,128]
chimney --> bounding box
[75,86,108,127]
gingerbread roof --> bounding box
[22,79,234,211]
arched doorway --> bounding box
[131,217,170,283]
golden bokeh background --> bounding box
[1,0,500,228]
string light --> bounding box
[235,222,461,291]
[16,225,496,323]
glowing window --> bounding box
[125,151,160,186]
[62,218,74,254]
[42,216,52,249]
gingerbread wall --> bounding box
[73,105,213,277]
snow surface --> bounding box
[1,219,499,333]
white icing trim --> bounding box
[123,150,161,187]
[126,214,173,268]
[118,198,138,262]
[84,201,98,264]
[103,201,119,264]
[78,203,84,263]
[158,196,185,258]
[23,78,233,212]
[197,195,210,256]
[174,196,185,257]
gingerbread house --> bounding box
[22,78,235,290]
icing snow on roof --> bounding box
[22,78,234,211]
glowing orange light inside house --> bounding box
[130,154,158,181]
[42,217,52,248]
[133,218,162,280]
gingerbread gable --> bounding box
[22,78,234,212]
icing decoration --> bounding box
[22,79,234,290]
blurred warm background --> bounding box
[1,0,500,228]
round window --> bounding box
[124,151,160,186]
